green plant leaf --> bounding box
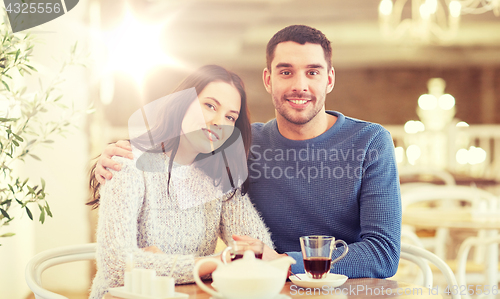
[20,66,32,75]
[0,233,15,238]
[1,80,9,91]
[0,208,10,219]
[25,206,33,220]
[14,49,20,62]
[39,210,45,223]
[25,65,37,72]
[19,86,27,95]
[41,178,45,190]
[27,185,34,195]
[29,154,41,161]
[0,118,16,122]
[45,204,52,217]
[12,133,23,142]
[0,199,11,205]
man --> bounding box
[95,25,401,278]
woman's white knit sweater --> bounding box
[89,154,273,299]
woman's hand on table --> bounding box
[141,246,164,254]
[232,235,286,261]
[194,254,225,277]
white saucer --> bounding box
[289,273,348,288]
[210,296,290,299]
[108,286,188,299]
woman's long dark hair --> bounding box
[87,65,251,209]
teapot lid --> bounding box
[215,250,281,278]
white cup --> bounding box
[141,269,155,295]
[132,268,143,293]
[153,276,175,297]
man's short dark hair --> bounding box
[266,25,332,72]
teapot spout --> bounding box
[270,256,296,272]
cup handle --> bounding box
[221,246,232,264]
[331,240,349,265]
[193,258,223,298]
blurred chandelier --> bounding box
[378,0,499,43]
[457,0,500,14]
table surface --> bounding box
[105,278,443,299]
[402,207,500,230]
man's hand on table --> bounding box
[95,140,133,184]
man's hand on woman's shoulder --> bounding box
[95,140,133,184]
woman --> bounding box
[88,65,273,299]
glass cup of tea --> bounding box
[299,235,349,279]
[222,240,264,264]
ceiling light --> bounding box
[379,0,461,43]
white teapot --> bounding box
[193,250,296,299]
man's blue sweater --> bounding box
[248,111,401,278]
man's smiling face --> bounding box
[263,41,335,126]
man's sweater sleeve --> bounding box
[289,130,401,278]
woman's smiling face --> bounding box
[179,81,241,158]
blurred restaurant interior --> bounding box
[1,0,500,298]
